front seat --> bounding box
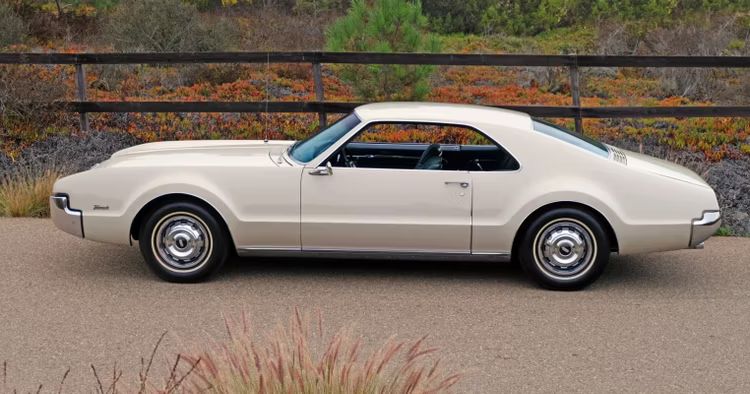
[415,143,443,170]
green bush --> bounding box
[326,0,440,101]
[473,0,750,36]
[294,0,350,14]
[422,0,491,34]
[103,0,240,52]
[186,0,259,11]
[481,0,582,36]
[0,3,28,48]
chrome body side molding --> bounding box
[236,247,511,262]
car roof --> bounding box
[353,102,532,130]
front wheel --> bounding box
[139,202,229,282]
[518,208,610,290]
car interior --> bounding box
[327,122,520,171]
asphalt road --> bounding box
[1,218,750,393]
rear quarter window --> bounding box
[532,119,609,158]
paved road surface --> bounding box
[1,218,749,392]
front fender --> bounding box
[54,168,241,245]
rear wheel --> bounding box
[139,201,228,282]
[518,208,610,290]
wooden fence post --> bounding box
[568,64,583,134]
[312,62,327,129]
[75,63,89,133]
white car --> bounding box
[51,102,721,290]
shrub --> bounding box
[519,66,569,93]
[187,0,257,10]
[7,1,104,45]
[643,15,740,101]
[715,227,733,236]
[477,0,750,36]
[326,0,440,101]
[0,64,71,150]
[422,0,491,34]
[189,63,247,86]
[597,14,744,101]
[294,0,350,15]
[103,0,240,52]
[0,3,28,48]
[480,0,572,36]
[0,166,63,217]
[243,6,330,50]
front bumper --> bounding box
[689,210,721,249]
[50,194,84,238]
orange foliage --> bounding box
[3,57,749,161]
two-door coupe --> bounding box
[51,102,721,290]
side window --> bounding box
[328,122,519,171]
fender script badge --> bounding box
[93,205,110,210]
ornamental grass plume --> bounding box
[181,309,461,394]
[0,166,63,217]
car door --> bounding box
[300,165,472,253]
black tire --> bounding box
[138,201,229,282]
[518,208,610,290]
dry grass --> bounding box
[0,167,62,217]
[2,310,460,393]
[181,309,461,393]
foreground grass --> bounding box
[715,227,734,237]
[0,167,62,218]
[2,310,461,393]
[183,311,460,393]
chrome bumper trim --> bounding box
[689,210,720,248]
[50,195,84,238]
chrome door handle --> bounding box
[445,181,469,188]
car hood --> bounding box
[615,147,710,188]
[111,140,294,158]
[97,140,295,169]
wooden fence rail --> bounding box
[2,52,749,133]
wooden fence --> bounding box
[1,52,749,133]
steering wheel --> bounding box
[415,143,443,170]
[340,146,356,168]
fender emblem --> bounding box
[93,205,110,210]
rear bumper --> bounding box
[689,210,721,249]
[50,194,84,238]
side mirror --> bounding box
[309,161,333,176]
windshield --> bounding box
[289,113,361,163]
[532,119,609,158]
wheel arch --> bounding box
[129,193,233,249]
[511,201,619,259]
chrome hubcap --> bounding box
[153,213,211,272]
[534,219,595,278]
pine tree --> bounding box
[325,0,440,101]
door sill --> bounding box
[236,247,510,262]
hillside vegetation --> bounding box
[1,1,749,157]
